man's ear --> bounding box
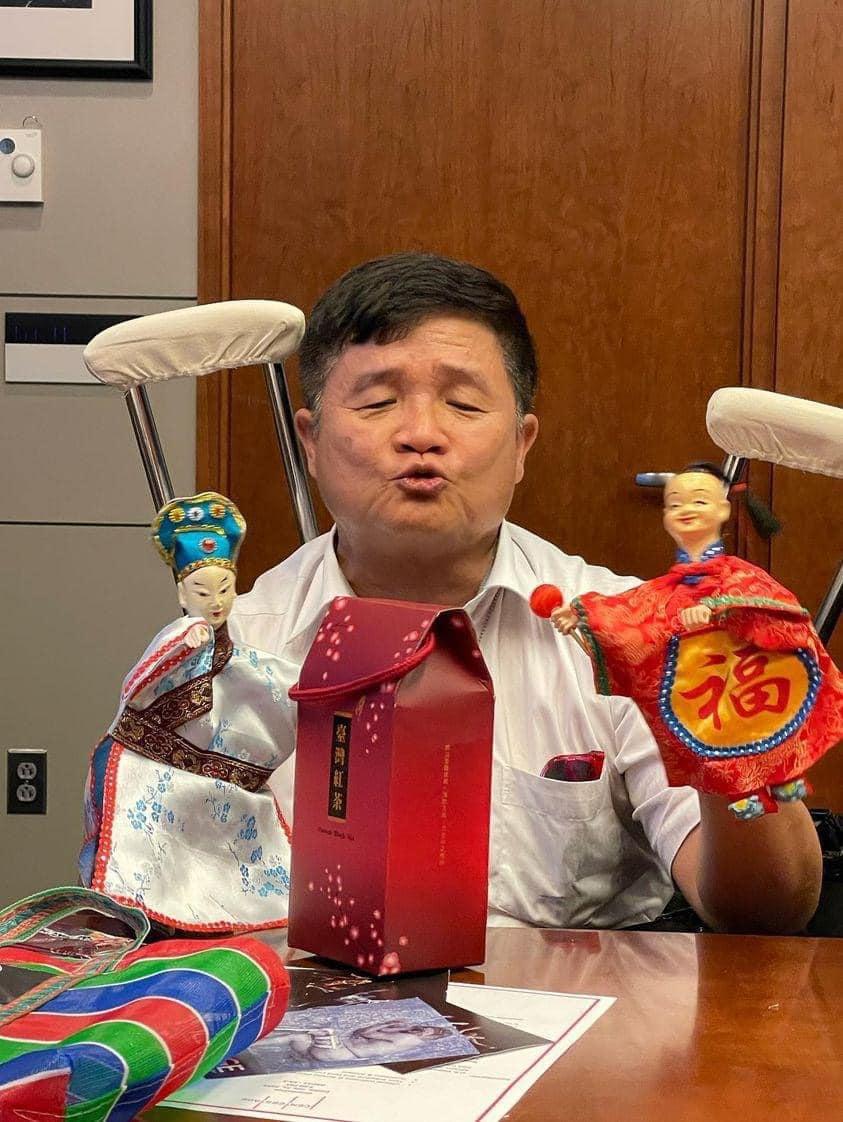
[514,413,539,484]
[295,408,318,477]
[176,581,188,611]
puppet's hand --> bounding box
[679,605,713,631]
[550,605,579,635]
[184,622,212,649]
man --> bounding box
[230,252,822,933]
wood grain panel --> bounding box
[773,0,843,805]
[774,0,843,647]
[739,0,788,568]
[221,0,753,589]
[197,0,233,497]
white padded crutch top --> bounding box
[83,300,306,391]
[707,387,843,480]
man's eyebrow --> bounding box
[346,363,490,392]
[436,362,491,387]
[346,368,402,393]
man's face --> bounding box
[663,472,730,550]
[295,315,538,557]
[177,565,236,628]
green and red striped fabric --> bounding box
[0,888,290,1120]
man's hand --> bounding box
[185,622,212,649]
[679,604,712,630]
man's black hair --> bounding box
[298,252,538,419]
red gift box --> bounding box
[288,596,494,975]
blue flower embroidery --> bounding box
[127,805,148,832]
[205,793,232,823]
[129,770,179,837]
[239,815,258,841]
[227,829,290,898]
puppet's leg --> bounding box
[727,789,778,821]
[770,777,811,803]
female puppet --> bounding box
[79,492,294,931]
[543,465,842,820]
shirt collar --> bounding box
[285,528,355,648]
[465,521,536,611]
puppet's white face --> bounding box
[177,565,236,629]
[663,472,731,555]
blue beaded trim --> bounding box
[659,636,822,758]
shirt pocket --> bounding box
[502,764,608,821]
[494,764,613,924]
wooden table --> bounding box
[146,927,843,1122]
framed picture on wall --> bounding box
[0,0,152,80]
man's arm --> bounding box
[671,794,822,934]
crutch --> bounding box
[81,300,319,542]
[706,387,843,645]
[635,388,843,644]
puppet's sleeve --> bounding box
[119,616,214,704]
[570,595,615,695]
[571,589,659,698]
[699,564,815,653]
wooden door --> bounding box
[769,0,843,799]
[200,0,755,580]
[199,0,843,804]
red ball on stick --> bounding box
[529,584,564,618]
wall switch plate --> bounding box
[6,749,47,815]
[0,128,43,204]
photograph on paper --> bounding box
[208,997,479,1077]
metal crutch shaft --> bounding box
[125,385,175,512]
[721,455,746,487]
[264,361,319,543]
[815,562,843,646]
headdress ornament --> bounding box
[151,491,246,580]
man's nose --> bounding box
[393,401,448,454]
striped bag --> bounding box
[0,887,290,1120]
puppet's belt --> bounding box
[112,709,273,793]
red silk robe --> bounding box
[572,554,843,800]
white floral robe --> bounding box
[80,617,295,932]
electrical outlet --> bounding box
[6,749,47,815]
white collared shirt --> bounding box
[229,521,700,929]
